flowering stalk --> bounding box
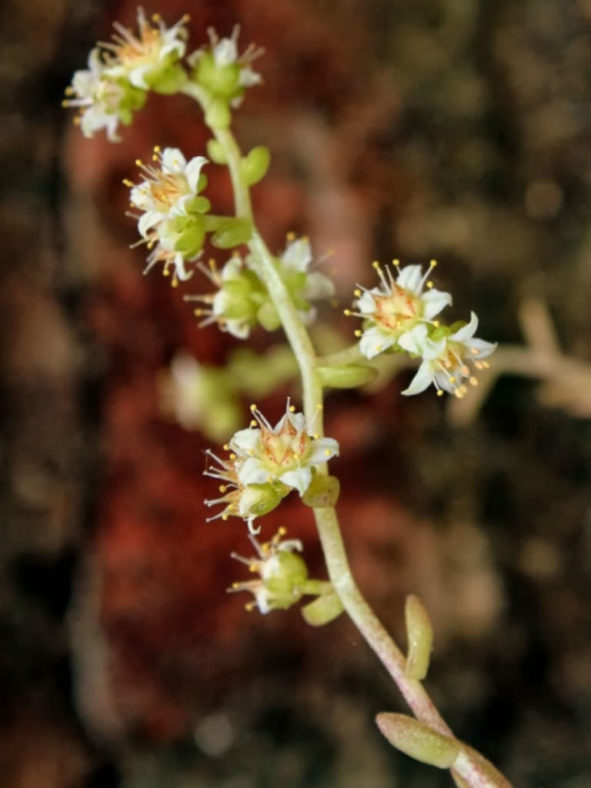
[66,15,511,786]
[180,82,511,788]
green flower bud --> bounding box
[150,62,188,94]
[302,474,340,508]
[195,52,242,98]
[376,714,460,769]
[240,482,287,518]
[317,364,378,389]
[301,590,344,626]
[206,138,229,165]
[257,301,281,332]
[404,594,434,681]
[240,146,271,186]
[172,216,206,258]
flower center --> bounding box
[114,24,163,67]
[149,172,187,209]
[374,288,419,331]
[260,426,309,472]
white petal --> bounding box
[214,38,238,66]
[305,272,335,300]
[128,64,152,89]
[282,238,312,272]
[397,323,429,355]
[239,67,262,87]
[224,320,250,339]
[138,210,163,238]
[421,288,452,320]
[359,326,393,359]
[286,411,306,433]
[470,339,497,359]
[396,265,423,294]
[171,253,193,281]
[356,291,376,314]
[237,458,269,486]
[161,147,187,174]
[307,437,340,465]
[130,183,151,210]
[279,467,312,496]
[451,311,479,343]
[230,428,260,454]
[185,155,208,193]
[221,258,242,280]
[401,361,436,396]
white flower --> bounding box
[351,260,452,359]
[274,236,335,323]
[63,49,127,141]
[129,147,208,238]
[229,529,308,613]
[103,8,189,90]
[229,402,339,497]
[400,312,497,397]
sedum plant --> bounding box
[65,9,510,787]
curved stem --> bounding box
[183,84,512,788]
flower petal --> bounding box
[396,265,423,294]
[161,147,187,174]
[307,437,340,465]
[282,238,312,272]
[402,361,436,396]
[422,288,452,319]
[359,326,393,359]
[185,155,208,193]
[450,311,478,343]
[230,428,260,454]
[279,467,312,496]
[237,457,269,486]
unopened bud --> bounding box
[257,302,281,332]
[317,363,377,389]
[239,482,287,519]
[301,589,344,626]
[240,146,271,186]
[376,713,460,769]
[404,594,433,681]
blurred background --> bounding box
[1,0,590,785]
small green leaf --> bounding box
[206,139,228,165]
[240,146,271,186]
[376,714,460,769]
[317,363,378,389]
[302,474,340,508]
[404,594,433,681]
[301,591,344,626]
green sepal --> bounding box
[150,63,188,95]
[211,217,252,248]
[186,195,211,214]
[240,146,271,186]
[302,474,340,509]
[172,216,206,258]
[194,52,241,98]
[257,301,281,332]
[206,139,228,164]
[301,590,344,626]
[241,482,288,518]
[317,363,378,389]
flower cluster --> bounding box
[349,260,496,397]
[187,236,334,339]
[204,402,339,532]
[63,9,190,140]
[189,26,263,108]
[126,146,211,283]
[229,528,309,613]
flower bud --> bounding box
[376,714,460,769]
[317,363,378,389]
[240,146,271,186]
[238,482,287,519]
[256,302,281,332]
[404,594,433,681]
[301,590,344,626]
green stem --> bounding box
[183,82,512,788]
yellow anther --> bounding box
[152,12,161,21]
[163,267,170,276]
[219,485,227,493]
[223,444,230,450]
[427,281,434,289]
[135,159,143,167]
[313,433,319,440]
[392,258,400,266]
[250,419,257,427]
[171,276,179,288]
[245,602,256,612]
[461,365,469,375]
[372,260,381,269]
[324,449,332,456]
[469,376,479,386]
[437,389,444,397]
[289,405,296,412]
[343,309,351,316]
[449,377,456,383]
[222,514,229,521]
[153,145,161,153]
[193,309,203,316]
[316,403,323,410]
[353,288,362,297]
[64,86,74,96]
[286,231,296,241]
[430,259,437,268]
[482,361,490,368]
[122,179,133,187]
[354,330,362,337]
[229,453,237,460]
[433,320,440,327]
[73,117,81,126]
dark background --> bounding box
[0,0,590,785]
